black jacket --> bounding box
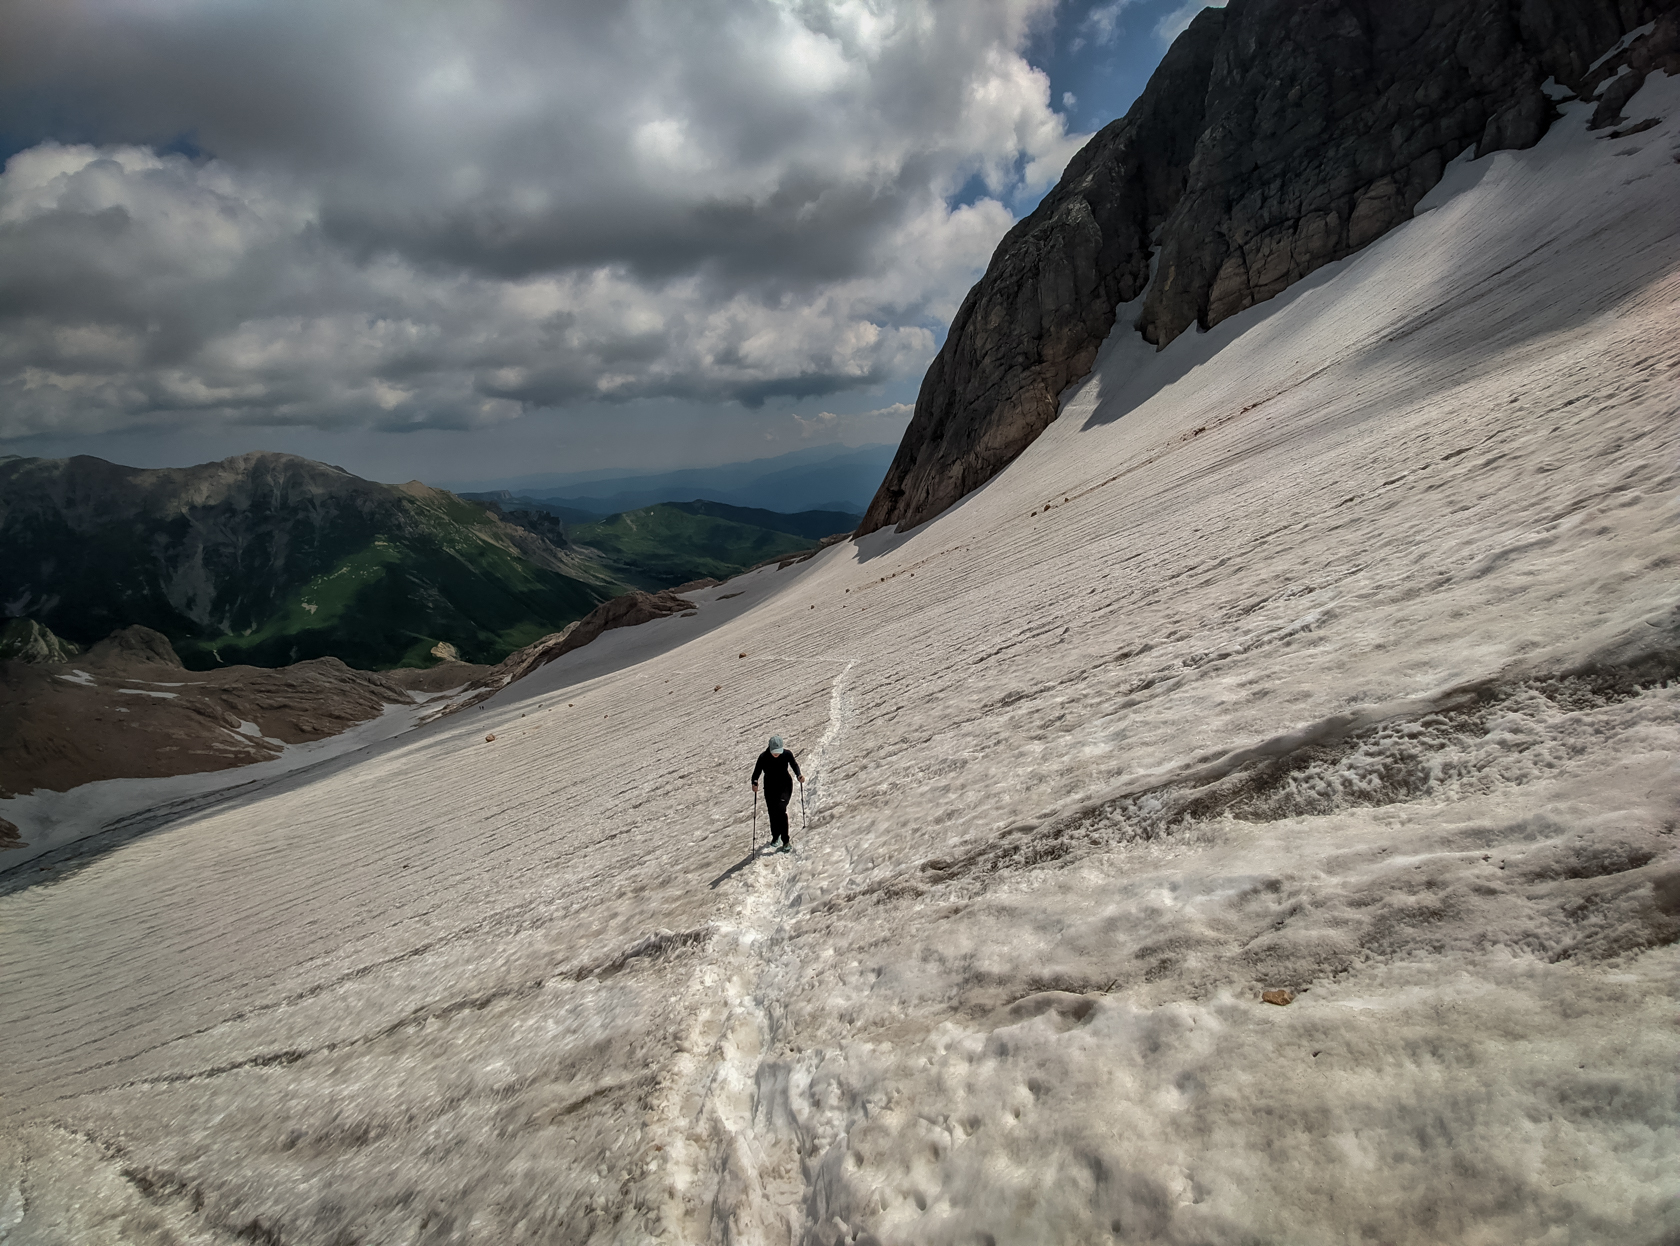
[751,749,802,795]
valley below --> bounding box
[0,461,859,867]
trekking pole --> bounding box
[751,787,758,852]
[801,781,807,834]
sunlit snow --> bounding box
[2,85,1677,1245]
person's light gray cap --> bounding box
[769,736,784,753]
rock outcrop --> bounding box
[442,589,698,714]
[1586,7,1680,128]
[861,0,1677,536]
[0,625,419,798]
[0,618,81,665]
[468,497,573,553]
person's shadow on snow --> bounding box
[708,847,768,889]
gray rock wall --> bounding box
[860,0,1675,536]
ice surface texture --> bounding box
[2,80,1679,1245]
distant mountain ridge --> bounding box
[468,495,860,540]
[460,493,603,525]
[567,501,858,590]
[0,452,864,670]
[453,442,895,515]
[0,452,618,670]
[660,500,858,542]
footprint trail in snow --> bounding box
[657,657,857,1242]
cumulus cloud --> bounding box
[0,0,1092,441]
[793,402,912,441]
[1073,1,1135,51]
[1154,0,1225,43]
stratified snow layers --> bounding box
[3,84,1679,1246]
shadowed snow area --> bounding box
[4,86,1680,1245]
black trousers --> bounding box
[765,789,792,844]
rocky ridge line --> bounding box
[860,0,1680,536]
[437,588,700,716]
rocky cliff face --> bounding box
[861,0,1680,536]
[0,452,618,669]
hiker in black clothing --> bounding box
[751,735,803,852]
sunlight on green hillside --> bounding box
[571,504,819,589]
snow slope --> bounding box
[0,698,443,874]
[2,86,1678,1246]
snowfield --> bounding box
[3,85,1679,1245]
[0,699,440,873]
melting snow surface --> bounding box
[0,703,431,873]
[1,82,1678,1245]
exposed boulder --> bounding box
[861,0,1674,537]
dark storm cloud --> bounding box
[0,0,1097,438]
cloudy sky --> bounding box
[0,0,1214,486]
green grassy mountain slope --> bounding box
[568,503,833,590]
[0,454,621,670]
[660,500,858,542]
